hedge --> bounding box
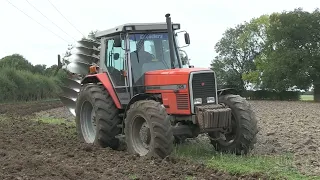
[242,90,300,101]
[0,68,62,103]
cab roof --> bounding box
[95,22,181,38]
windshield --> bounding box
[129,32,180,84]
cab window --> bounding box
[105,38,126,86]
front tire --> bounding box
[125,100,174,158]
[209,94,258,155]
[75,84,122,149]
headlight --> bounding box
[207,97,215,103]
[194,98,202,104]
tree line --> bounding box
[0,54,67,103]
[211,8,320,102]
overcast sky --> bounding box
[0,0,318,68]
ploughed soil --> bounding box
[0,100,265,180]
[250,101,320,176]
[0,100,63,116]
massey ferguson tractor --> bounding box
[59,14,258,158]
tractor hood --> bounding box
[145,68,210,75]
[144,68,212,86]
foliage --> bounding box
[0,54,66,103]
[81,30,99,42]
[0,54,34,71]
[0,68,61,103]
[211,15,269,91]
[0,54,66,77]
[242,90,300,101]
[243,8,320,101]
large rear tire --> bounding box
[125,100,174,158]
[75,84,122,149]
[209,94,258,155]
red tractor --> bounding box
[59,14,258,158]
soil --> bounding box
[250,101,320,176]
[0,101,266,180]
[0,100,63,116]
[1,100,319,179]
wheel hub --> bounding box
[131,115,151,156]
[80,101,97,143]
[139,122,151,148]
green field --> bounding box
[300,95,314,101]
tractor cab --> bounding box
[94,21,190,87]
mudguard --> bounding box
[217,88,238,96]
[124,93,153,119]
[81,73,122,109]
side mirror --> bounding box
[113,53,120,60]
[184,32,190,45]
[114,36,121,47]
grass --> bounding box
[32,117,77,137]
[0,98,60,105]
[300,95,314,101]
[35,117,72,125]
[173,140,319,180]
[128,174,138,180]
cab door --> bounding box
[100,35,131,106]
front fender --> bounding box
[124,93,154,119]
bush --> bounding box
[242,90,300,101]
[0,67,62,103]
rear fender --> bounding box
[82,73,122,109]
[217,88,237,96]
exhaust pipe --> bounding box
[165,13,176,69]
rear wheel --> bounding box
[75,84,122,149]
[209,94,258,155]
[125,100,174,158]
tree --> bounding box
[0,54,34,71]
[81,30,99,42]
[246,8,320,101]
[211,15,269,91]
[87,30,99,42]
[33,64,47,75]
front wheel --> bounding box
[209,94,258,155]
[125,100,174,158]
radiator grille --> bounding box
[191,72,216,103]
[176,93,189,110]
